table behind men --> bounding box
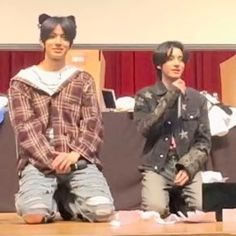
[1,111,236,212]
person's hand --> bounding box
[172,79,186,95]
[51,151,80,174]
[174,169,189,186]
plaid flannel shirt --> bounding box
[8,70,103,173]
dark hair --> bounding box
[152,41,189,80]
[38,14,77,46]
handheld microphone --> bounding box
[70,159,88,171]
[177,95,182,118]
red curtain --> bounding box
[103,51,155,97]
[184,51,235,97]
[0,51,43,93]
[103,51,235,98]
[0,50,235,97]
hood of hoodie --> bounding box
[14,65,80,96]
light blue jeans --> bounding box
[15,164,114,222]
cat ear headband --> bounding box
[38,14,75,28]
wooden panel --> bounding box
[66,49,105,105]
[220,55,236,106]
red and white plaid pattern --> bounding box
[8,71,103,172]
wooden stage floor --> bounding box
[0,213,236,236]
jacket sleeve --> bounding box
[68,76,103,161]
[134,88,180,137]
[8,81,56,168]
[176,98,212,180]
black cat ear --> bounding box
[38,13,51,25]
[67,15,76,24]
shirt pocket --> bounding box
[181,109,200,134]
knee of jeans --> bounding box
[16,202,50,217]
[186,197,202,211]
[84,196,114,222]
[142,200,169,217]
[15,196,30,216]
[15,195,55,218]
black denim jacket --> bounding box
[134,81,211,180]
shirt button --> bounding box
[172,155,176,160]
[167,121,171,125]
[164,137,169,141]
[190,115,194,119]
[154,166,158,170]
[160,154,164,158]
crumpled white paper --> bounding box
[109,210,216,226]
[201,171,228,183]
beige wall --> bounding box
[1,0,236,48]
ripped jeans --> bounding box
[15,164,114,222]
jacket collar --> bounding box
[152,81,168,95]
[152,80,190,101]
